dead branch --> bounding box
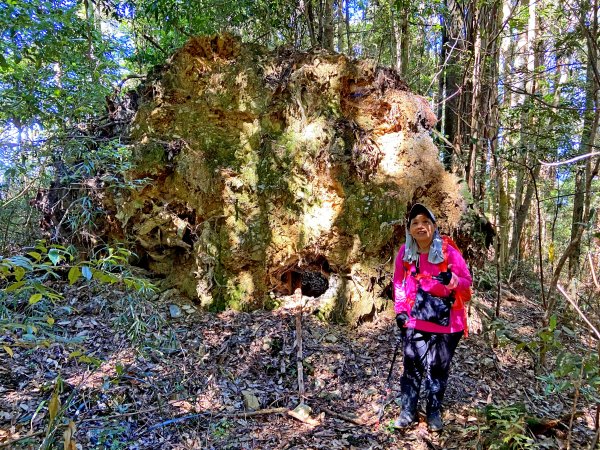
[294,288,306,404]
[557,285,600,340]
[319,406,367,426]
[540,152,600,167]
[589,253,600,291]
[286,408,321,426]
[0,430,45,449]
[143,407,320,433]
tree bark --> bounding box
[323,0,334,51]
[442,0,468,172]
[508,0,540,262]
[509,163,541,261]
[303,0,317,47]
[466,6,481,196]
[397,0,409,76]
[344,0,352,55]
[569,0,599,277]
[337,0,343,52]
[437,14,450,168]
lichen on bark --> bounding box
[113,34,466,323]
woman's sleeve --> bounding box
[448,246,472,293]
[393,246,409,313]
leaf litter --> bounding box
[0,280,597,449]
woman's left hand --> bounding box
[433,264,459,289]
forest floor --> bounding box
[0,279,597,449]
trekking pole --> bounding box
[375,329,404,428]
[387,334,402,383]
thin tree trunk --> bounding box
[569,168,585,277]
[509,163,541,261]
[323,0,334,51]
[337,0,343,52]
[398,2,409,76]
[390,4,399,69]
[317,0,325,47]
[569,0,598,277]
[438,15,450,168]
[508,0,540,262]
[303,0,317,47]
[345,0,352,55]
[466,7,481,196]
[496,0,513,266]
[442,0,468,172]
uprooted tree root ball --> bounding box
[43,34,469,321]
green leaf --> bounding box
[29,293,43,305]
[13,266,26,282]
[5,280,26,292]
[93,270,118,283]
[27,251,42,261]
[81,266,92,280]
[68,266,81,285]
[9,256,33,270]
[48,249,61,265]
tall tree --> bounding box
[508,0,543,262]
[550,0,600,304]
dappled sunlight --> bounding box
[302,195,340,241]
[65,348,136,390]
[1,284,598,448]
[377,131,406,177]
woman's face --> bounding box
[409,213,436,248]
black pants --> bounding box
[400,328,463,416]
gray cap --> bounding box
[408,203,436,224]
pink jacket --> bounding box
[393,243,472,334]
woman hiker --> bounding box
[393,203,472,431]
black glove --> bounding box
[396,312,409,329]
[433,268,453,285]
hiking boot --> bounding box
[393,411,417,429]
[426,411,443,431]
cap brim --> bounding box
[408,203,436,223]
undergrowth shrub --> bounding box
[478,403,536,450]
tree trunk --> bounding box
[509,163,541,261]
[397,1,409,76]
[390,4,399,69]
[323,0,334,51]
[569,0,599,277]
[344,0,352,55]
[437,15,450,168]
[337,0,343,52]
[466,7,481,197]
[303,0,317,47]
[442,0,468,172]
[508,0,540,262]
[467,0,501,204]
[317,0,325,47]
[569,168,585,277]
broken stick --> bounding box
[294,288,305,405]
